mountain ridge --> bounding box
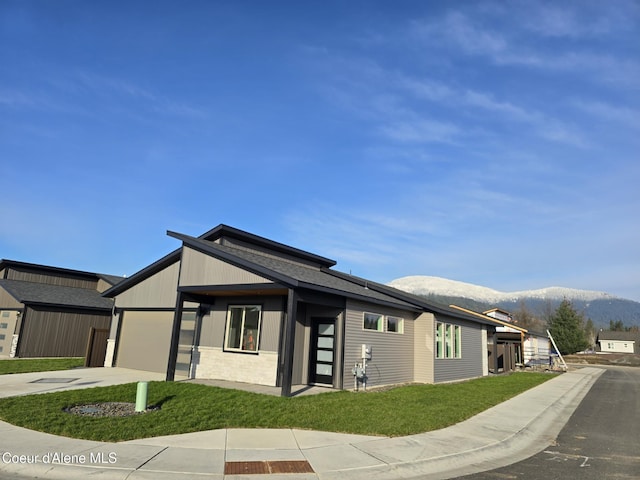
[387,276,639,328]
[388,275,618,303]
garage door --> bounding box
[116,311,174,373]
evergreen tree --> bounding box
[547,299,589,354]
[609,319,625,331]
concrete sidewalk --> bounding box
[0,367,604,479]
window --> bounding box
[224,305,261,353]
[1,311,10,317]
[363,312,383,331]
[0,334,4,340]
[0,323,7,329]
[436,322,444,358]
[386,316,404,334]
[435,322,461,359]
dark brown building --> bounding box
[0,260,122,361]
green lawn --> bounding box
[0,372,553,441]
[0,358,85,375]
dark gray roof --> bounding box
[0,279,114,310]
[175,233,422,311]
[98,274,127,286]
[597,330,639,342]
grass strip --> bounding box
[0,358,85,375]
[0,372,553,441]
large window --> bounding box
[225,305,261,353]
[435,322,461,359]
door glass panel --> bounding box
[317,337,334,349]
[318,324,335,335]
[317,350,333,362]
[316,364,333,376]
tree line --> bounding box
[512,299,637,355]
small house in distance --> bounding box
[0,260,122,363]
[596,330,639,354]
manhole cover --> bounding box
[30,378,79,384]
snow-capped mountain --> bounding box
[388,276,617,303]
[387,276,640,328]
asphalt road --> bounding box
[459,365,640,480]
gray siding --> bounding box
[97,278,118,293]
[179,247,273,286]
[4,268,96,290]
[0,288,22,309]
[17,307,111,358]
[0,310,19,356]
[434,316,484,383]
[114,261,180,308]
[344,299,416,388]
[199,295,284,352]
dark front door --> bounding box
[84,328,109,367]
[309,318,335,386]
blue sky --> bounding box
[1,1,639,301]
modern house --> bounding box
[0,260,122,363]
[596,330,639,354]
[103,224,504,396]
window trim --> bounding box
[435,321,462,359]
[363,312,384,332]
[386,315,404,334]
[223,305,262,354]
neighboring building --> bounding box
[0,260,122,362]
[596,330,639,354]
[103,224,502,396]
[450,305,551,371]
[483,308,513,323]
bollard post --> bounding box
[135,381,148,412]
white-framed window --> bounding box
[224,305,261,353]
[363,312,383,331]
[436,322,444,358]
[387,316,404,334]
[436,322,461,359]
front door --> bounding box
[309,318,335,386]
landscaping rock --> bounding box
[64,402,159,417]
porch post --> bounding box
[280,288,298,397]
[166,292,184,381]
[493,332,499,374]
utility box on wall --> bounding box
[361,344,372,360]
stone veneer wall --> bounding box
[192,346,279,386]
